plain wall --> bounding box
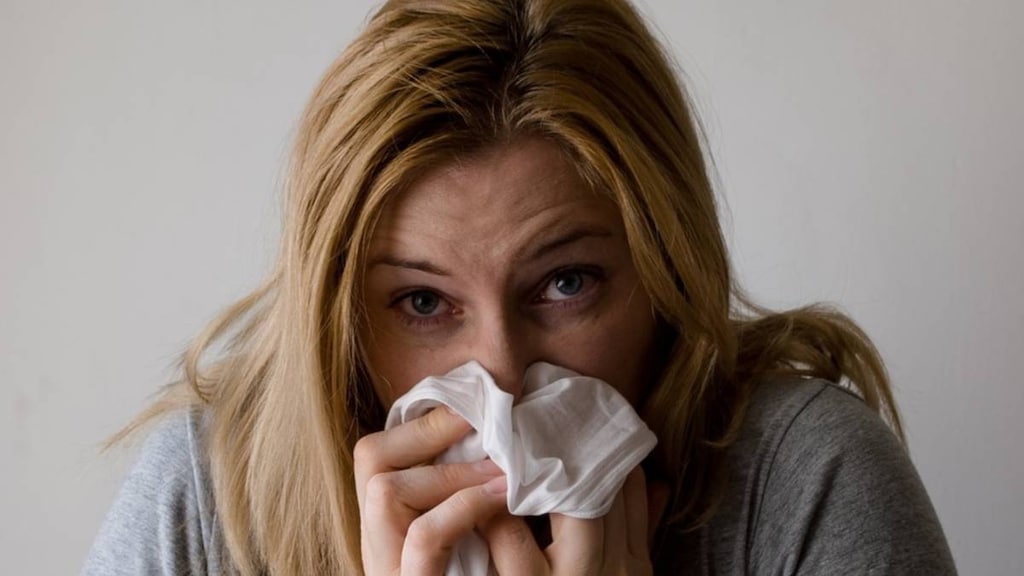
[2,1,1021,573]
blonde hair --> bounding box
[114,0,902,573]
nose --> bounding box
[471,311,533,399]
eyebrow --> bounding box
[368,256,451,276]
[522,225,613,262]
[368,225,614,276]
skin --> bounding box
[355,137,666,575]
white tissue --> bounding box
[385,360,657,576]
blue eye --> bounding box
[391,289,457,330]
[554,272,583,296]
[541,270,589,302]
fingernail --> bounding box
[474,459,503,475]
[484,475,507,495]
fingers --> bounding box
[360,460,505,574]
[364,459,504,513]
[623,466,648,557]
[355,407,479,575]
[604,487,629,565]
[541,466,663,575]
[546,513,604,573]
[401,476,509,576]
[354,407,472,507]
[481,514,548,576]
[354,409,667,575]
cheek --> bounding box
[540,289,658,406]
[362,323,457,407]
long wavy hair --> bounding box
[113,0,902,573]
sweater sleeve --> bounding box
[750,385,957,575]
[81,409,218,576]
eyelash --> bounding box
[390,289,455,329]
[389,265,605,329]
[533,265,604,309]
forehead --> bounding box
[372,138,622,256]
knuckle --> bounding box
[353,434,382,470]
[405,515,440,550]
[448,487,475,514]
[438,462,466,491]
[364,472,399,509]
[414,409,449,442]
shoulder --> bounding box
[740,377,905,480]
[129,407,210,490]
[81,407,224,576]
[728,378,957,574]
[658,379,957,574]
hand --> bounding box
[479,467,670,576]
[354,407,509,575]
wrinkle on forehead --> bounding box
[370,138,621,274]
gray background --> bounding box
[2,0,1021,573]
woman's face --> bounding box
[362,137,659,407]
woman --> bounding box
[83,0,956,574]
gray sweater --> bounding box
[81,379,957,574]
